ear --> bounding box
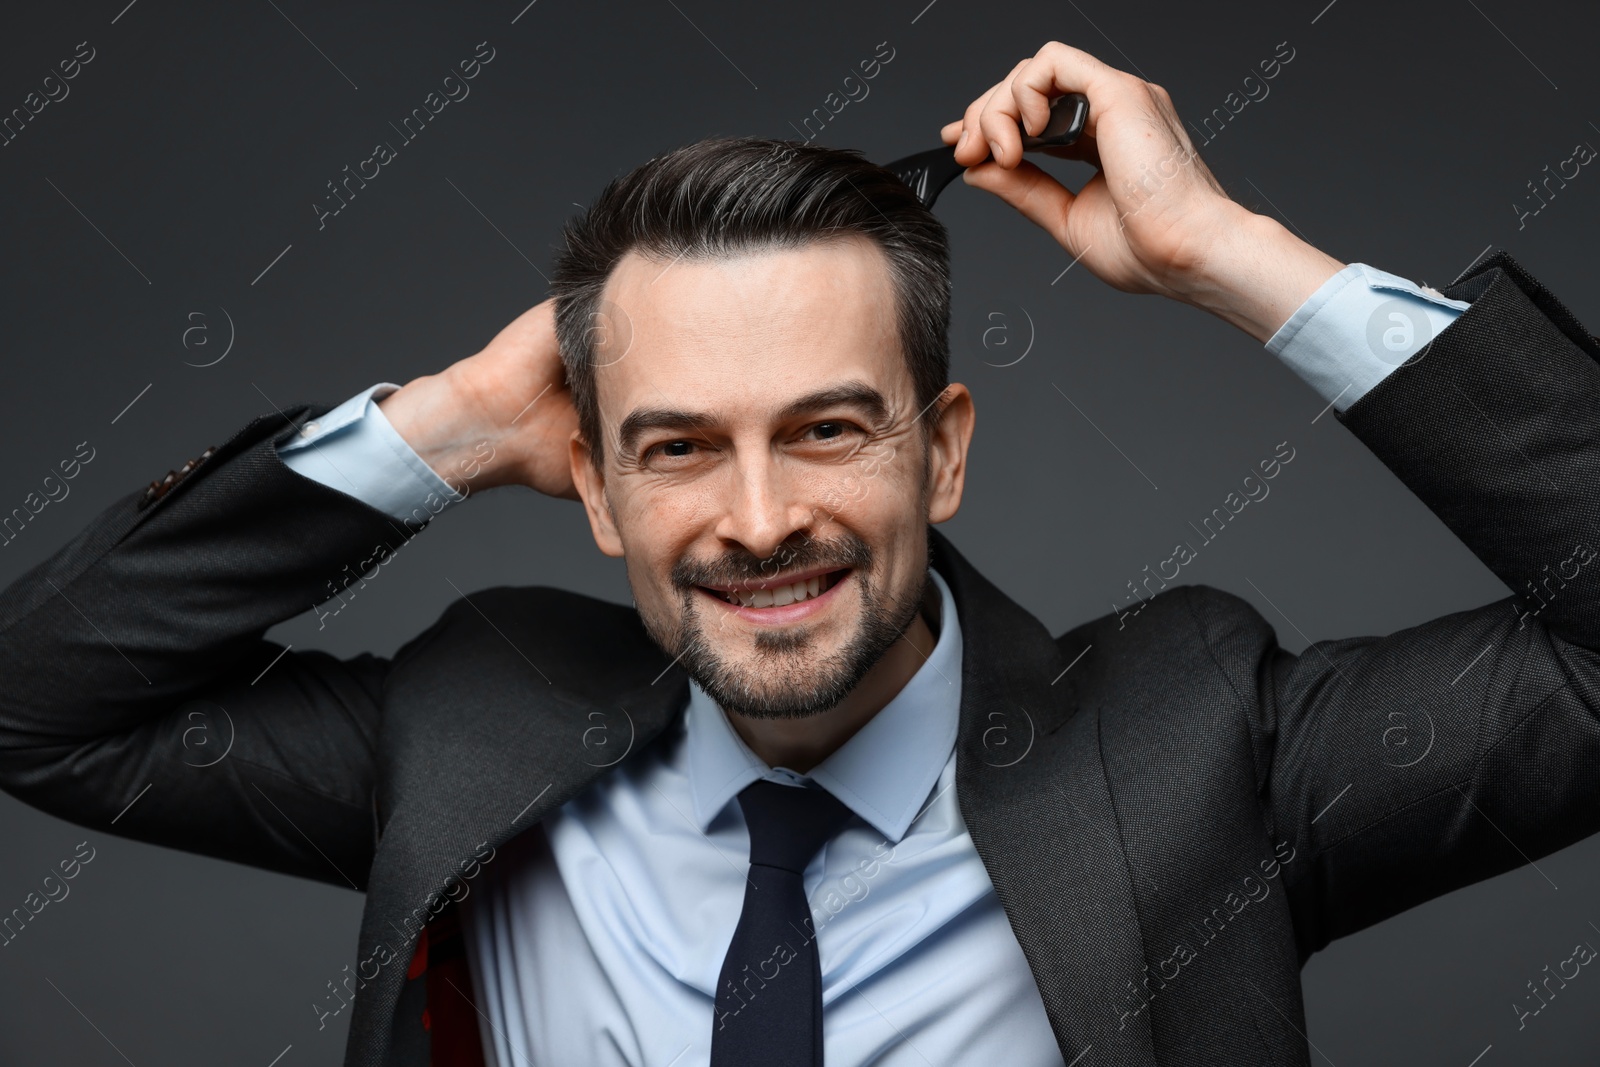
[925,384,975,524]
[570,431,624,557]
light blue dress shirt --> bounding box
[275,264,1473,1064]
[459,570,1062,1065]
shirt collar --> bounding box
[685,568,962,843]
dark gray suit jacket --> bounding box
[2,249,1598,1066]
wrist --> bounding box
[1167,203,1346,344]
[376,367,517,492]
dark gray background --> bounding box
[1,0,1597,1062]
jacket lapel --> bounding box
[347,601,689,1063]
[931,529,1158,1065]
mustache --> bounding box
[671,532,872,591]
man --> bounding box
[2,39,1598,1067]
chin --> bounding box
[631,532,930,719]
[667,579,924,721]
[689,627,871,720]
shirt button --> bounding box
[300,421,320,438]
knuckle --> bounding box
[1112,70,1147,97]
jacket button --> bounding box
[138,446,218,509]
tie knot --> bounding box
[737,779,853,875]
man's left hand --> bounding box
[943,41,1346,343]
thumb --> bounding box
[961,159,1075,245]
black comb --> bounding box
[883,92,1089,209]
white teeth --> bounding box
[715,573,839,609]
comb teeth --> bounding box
[883,146,964,209]
[893,165,932,202]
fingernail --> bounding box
[957,129,968,150]
[988,139,1001,161]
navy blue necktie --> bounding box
[710,778,854,1067]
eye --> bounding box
[805,421,857,442]
[644,440,699,462]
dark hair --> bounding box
[549,136,951,467]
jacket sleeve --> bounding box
[1186,249,1600,960]
[0,402,448,891]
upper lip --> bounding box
[696,565,849,593]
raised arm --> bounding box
[1190,251,1600,954]
[0,301,579,889]
[947,41,1600,953]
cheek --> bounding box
[620,550,694,636]
[613,481,710,554]
[821,459,923,533]
[794,440,893,503]
[616,474,726,531]
[611,485,725,607]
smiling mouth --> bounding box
[698,568,849,609]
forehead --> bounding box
[592,236,908,420]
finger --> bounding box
[953,79,1010,163]
[1009,68,1056,141]
[983,42,1127,170]
[955,59,1031,166]
[1009,42,1127,148]
[952,100,1100,164]
[1037,133,1101,171]
[962,158,1076,246]
[976,60,1042,169]
[954,82,1003,163]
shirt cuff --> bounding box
[276,381,467,523]
[1266,263,1472,413]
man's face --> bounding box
[570,236,970,720]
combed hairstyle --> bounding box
[549,136,952,468]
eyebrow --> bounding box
[615,382,890,461]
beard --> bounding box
[636,530,928,720]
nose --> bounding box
[712,452,817,563]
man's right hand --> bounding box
[377,298,583,500]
